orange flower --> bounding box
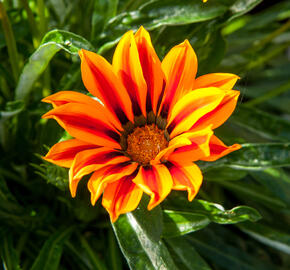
[42,27,241,222]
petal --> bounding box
[42,103,121,148]
[42,91,123,131]
[191,90,240,130]
[160,40,198,118]
[102,171,142,222]
[166,161,202,201]
[42,91,100,108]
[69,147,129,197]
[167,87,225,138]
[201,135,241,162]
[88,162,139,206]
[153,126,213,165]
[113,30,147,117]
[134,26,165,114]
[79,49,134,124]
[43,139,98,168]
[168,127,213,163]
[133,164,173,210]
[193,73,240,90]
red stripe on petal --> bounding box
[191,90,240,130]
[166,161,202,201]
[69,148,129,197]
[88,162,138,206]
[42,103,121,148]
[102,170,142,222]
[201,135,241,162]
[79,49,134,124]
[43,139,98,168]
[113,31,147,117]
[160,40,197,118]
[133,165,172,210]
[135,27,165,114]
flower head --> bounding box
[42,26,241,222]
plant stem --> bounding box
[254,20,290,49]
[0,1,21,82]
[78,234,106,270]
[37,0,47,39]
[20,0,40,47]
[245,80,290,107]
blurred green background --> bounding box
[1,0,290,269]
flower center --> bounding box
[126,124,168,165]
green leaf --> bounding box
[230,105,290,141]
[30,227,74,270]
[238,222,290,255]
[139,0,228,29]
[0,233,21,270]
[204,167,247,182]
[112,197,178,270]
[199,143,290,171]
[162,200,261,238]
[0,100,24,121]
[250,168,290,205]
[229,0,263,20]
[162,211,210,238]
[15,30,94,101]
[219,180,287,209]
[188,227,279,270]
[166,237,211,270]
[98,0,229,54]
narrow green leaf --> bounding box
[229,0,263,20]
[98,0,229,54]
[0,100,24,121]
[230,105,290,141]
[199,143,290,171]
[162,200,261,238]
[219,180,287,209]
[112,197,178,270]
[189,228,278,270]
[250,168,290,205]
[139,0,228,29]
[166,237,211,270]
[15,29,94,101]
[0,233,21,270]
[204,167,247,182]
[30,227,74,270]
[162,211,210,238]
[238,222,290,255]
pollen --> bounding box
[126,124,168,165]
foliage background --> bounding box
[1,0,290,269]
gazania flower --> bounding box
[42,26,241,222]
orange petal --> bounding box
[102,171,143,222]
[113,30,147,117]
[42,103,121,148]
[69,147,129,197]
[201,135,241,162]
[191,89,240,130]
[79,49,134,124]
[150,126,213,165]
[168,127,213,163]
[160,40,197,118]
[42,91,123,131]
[42,91,100,108]
[166,161,202,201]
[133,164,172,210]
[193,73,240,90]
[43,139,98,168]
[134,26,165,114]
[88,162,139,206]
[167,87,225,138]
